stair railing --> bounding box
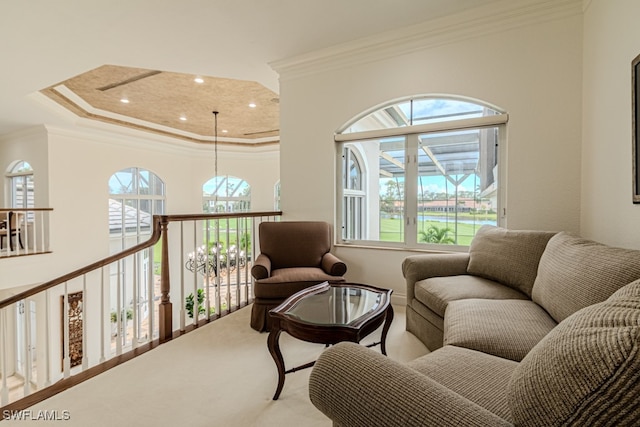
[0,211,281,416]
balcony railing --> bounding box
[0,211,281,416]
[0,208,53,258]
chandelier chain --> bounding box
[212,110,219,203]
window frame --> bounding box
[335,97,508,251]
[342,145,367,240]
[6,160,34,209]
[108,167,166,249]
[202,175,251,213]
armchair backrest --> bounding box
[258,221,332,270]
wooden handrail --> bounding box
[161,211,281,222]
[0,208,54,212]
[0,211,282,309]
[0,216,162,309]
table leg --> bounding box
[267,327,285,400]
[379,304,394,356]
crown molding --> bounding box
[43,124,279,157]
[0,124,48,142]
[271,0,582,80]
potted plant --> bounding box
[185,289,219,318]
[185,289,206,318]
[110,308,133,336]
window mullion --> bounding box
[497,124,507,227]
[405,135,419,245]
[335,113,509,142]
[336,146,346,240]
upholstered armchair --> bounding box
[250,221,347,332]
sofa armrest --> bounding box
[309,343,510,427]
[250,253,271,279]
[321,252,347,276]
[402,253,470,301]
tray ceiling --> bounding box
[41,65,280,145]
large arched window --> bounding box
[6,160,34,208]
[336,95,507,248]
[202,175,251,213]
[108,167,165,251]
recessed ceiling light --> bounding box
[120,98,129,104]
[249,103,256,108]
[222,129,228,133]
[194,77,204,84]
[179,116,187,121]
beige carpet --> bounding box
[5,304,428,427]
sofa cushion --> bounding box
[408,299,446,332]
[408,345,518,422]
[509,279,640,426]
[444,299,557,362]
[406,303,445,351]
[414,275,528,318]
[467,226,556,297]
[531,232,640,322]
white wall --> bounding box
[581,0,640,249]
[1,125,279,289]
[276,2,583,300]
[0,126,49,209]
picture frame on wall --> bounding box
[633,53,640,203]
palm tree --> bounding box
[419,225,455,244]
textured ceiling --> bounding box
[41,65,279,144]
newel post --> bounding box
[159,216,172,343]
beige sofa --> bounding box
[308,226,640,426]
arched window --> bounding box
[108,167,165,251]
[6,160,34,208]
[336,95,507,248]
[342,146,365,240]
[202,175,251,213]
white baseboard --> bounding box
[391,293,406,307]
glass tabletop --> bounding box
[284,286,383,326]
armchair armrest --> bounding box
[309,343,510,427]
[251,253,272,279]
[320,252,347,276]
[402,253,470,301]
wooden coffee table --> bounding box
[267,281,393,400]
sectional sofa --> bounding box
[308,226,640,426]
